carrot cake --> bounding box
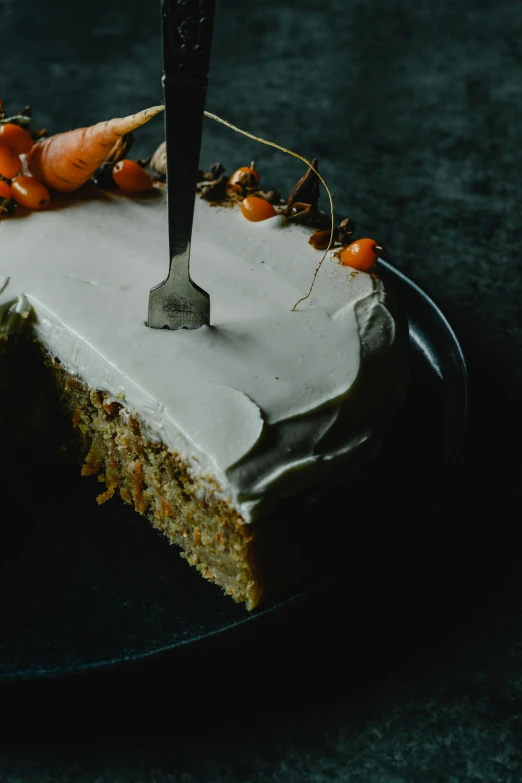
[0,107,409,609]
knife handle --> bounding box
[162,0,216,78]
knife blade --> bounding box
[148,0,215,330]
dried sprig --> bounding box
[0,101,47,141]
[203,110,335,310]
[0,196,15,215]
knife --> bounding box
[148,0,215,330]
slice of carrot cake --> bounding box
[0,108,408,609]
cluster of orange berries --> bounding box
[0,123,51,212]
[231,163,381,272]
[0,117,157,219]
[1,125,382,272]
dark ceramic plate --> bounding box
[0,261,468,683]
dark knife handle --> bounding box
[162,0,216,77]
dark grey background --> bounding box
[5,0,522,390]
[2,0,522,780]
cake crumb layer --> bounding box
[47,352,264,610]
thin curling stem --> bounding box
[203,110,335,310]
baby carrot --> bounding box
[28,105,164,192]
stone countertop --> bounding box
[1,0,522,780]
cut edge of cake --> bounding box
[1,151,410,610]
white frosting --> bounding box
[0,188,407,521]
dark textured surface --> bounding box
[1,0,522,780]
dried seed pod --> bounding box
[284,158,320,216]
[337,218,355,244]
[209,161,225,178]
[285,200,330,230]
[258,189,281,205]
[201,175,227,201]
[286,201,313,221]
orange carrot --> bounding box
[28,105,164,192]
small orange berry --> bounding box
[0,144,22,180]
[112,159,153,194]
[11,176,50,210]
[241,196,277,222]
[0,180,12,200]
[339,238,381,271]
[0,123,33,155]
[229,164,260,190]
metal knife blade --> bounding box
[148,0,215,330]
